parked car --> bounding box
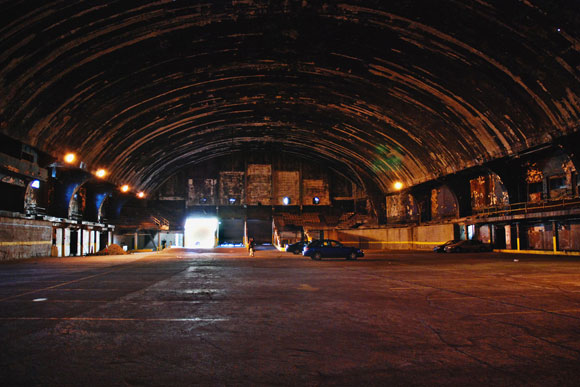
[433,239,460,253]
[303,239,364,260]
[444,239,492,253]
[286,241,307,255]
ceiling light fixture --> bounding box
[64,153,76,164]
[95,168,107,178]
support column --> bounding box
[552,220,558,253]
[93,229,98,253]
[134,231,139,250]
[80,226,84,256]
[61,227,66,257]
[505,225,512,249]
[77,229,82,256]
[516,223,521,251]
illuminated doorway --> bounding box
[184,217,218,248]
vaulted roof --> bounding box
[1,1,578,193]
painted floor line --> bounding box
[0,257,153,303]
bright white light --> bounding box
[283,196,291,205]
[30,180,40,189]
[184,217,218,248]
[64,153,76,164]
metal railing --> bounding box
[151,215,170,230]
[472,197,580,218]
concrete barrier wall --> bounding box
[0,216,52,261]
[327,223,455,250]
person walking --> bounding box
[248,237,256,257]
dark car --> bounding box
[444,239,492,253]
[433,240,460,253]
[286,241,307,254]
[303,239,364,260]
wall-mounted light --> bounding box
[283,196,291,205]
[64,153,76,164]
[199,197,208,204]
[393,181,403,191]
[136,191,145,199]
[95,168,107,178]
[228,198,237,204]
[120,184,130,193]
[30,180,40,189]
[313,196,320,205]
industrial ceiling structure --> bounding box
[1,0,579,197]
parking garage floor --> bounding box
[1,248,579,386]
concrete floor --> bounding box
[1,248,579,386]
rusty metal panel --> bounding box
[303,179,329,205]
[387,193,418,221]
[431,186,457,219]
[246,164,271,205]
[527,224,553,250]
[219,172,244,205]
[470,174,509,209]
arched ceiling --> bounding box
[0,1,579,194]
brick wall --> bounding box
[0,216,52,260]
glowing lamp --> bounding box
[393,181,403,190]
[283,196,291,205]
[137,191,145,199]
[30,180,40,189]
[120,184,130,193]
[95,168,107,178]
[64,153,76,164]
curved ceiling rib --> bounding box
[0,1,578,194]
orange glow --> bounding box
[393,181,403,190]
[137,191,146,199]
[64,153,76,164]
[95,168,107,178]
[120,184,130,193]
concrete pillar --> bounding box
[82,229,90,255]
[516,223,521,251]
[64,228,70,257]
[134,231,139,250]
[56,228,64,257]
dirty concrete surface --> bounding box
[1,248,579,386]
